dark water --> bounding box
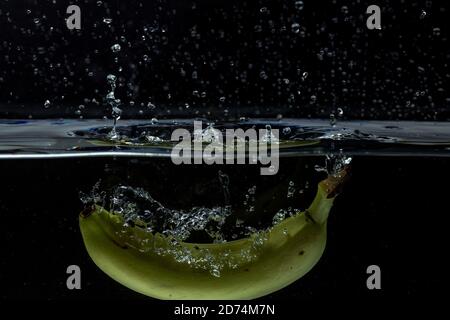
[1,119,449,157]
[0,119,448,300]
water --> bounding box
[1,0,449,301]
[1,117,449,278]
[1,125,448,298]
[1,119,449,158]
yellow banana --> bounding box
[79,169,348,300]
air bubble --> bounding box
[291,23,301,34]
[433,27,441,36]
[107,74,116,84]
[295,1,304,11]
[420,10,427,19]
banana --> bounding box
[79,168,348,300]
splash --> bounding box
[80,176,306,276]
[315,150,352,176]
[105,74,122,139]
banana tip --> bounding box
[322,166,350,198]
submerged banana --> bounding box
[79,169,348,300]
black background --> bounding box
[0,0,449,120]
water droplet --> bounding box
[106,92,115,100]
[112,106,122,117]
[282,127,291,135]
[433,27,441,37]
[107,74,116,84]
[337,107,344,117]
[329,113,336,126]
[420,10,427,19]
[295,1,304,11]
[314,164,327,173]
[44,100,51,109]
[287,181,296,198]
[111,44,121,53]
[211,268,221,278]
[103,18,112,24]
[272,211,286,225]
[291,23,300,34]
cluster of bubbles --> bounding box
[314,150,352,177]
[190,123,280,146]
[193,123,221,143]
[112,221,269,278]
[108,185,232,243]
[1,1,447,120]
[260,125,280,144]
[79,172,309,276]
